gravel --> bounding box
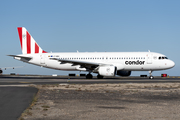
[22,83,180,120]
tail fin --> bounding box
[17,27,47,54]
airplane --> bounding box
[8,27,175,79]
[0,68,3,74]
[0,66,22,74]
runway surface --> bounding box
[0,75,180,85]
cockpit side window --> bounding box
[159,56,168,60]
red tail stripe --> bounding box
[17,28,22,49]
[17,27,48,54]
[35,42,39,53]
[26,31,31,54]
[43,50,47,53]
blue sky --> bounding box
[0,0,180,76]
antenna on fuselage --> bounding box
[148,50,151,52]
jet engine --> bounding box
[117,70,131,76]
[0,69,2,74]
[98,66,117,76]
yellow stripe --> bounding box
[19,82,31,83]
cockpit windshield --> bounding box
[159,56,168,60]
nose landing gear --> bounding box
[149,70,154,79]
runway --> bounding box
[0,75,180,85]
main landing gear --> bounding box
[86,74,104,79]
[86,73,93,79]
[149,70,154,79]
[97,74,104,79]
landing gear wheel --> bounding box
[97,74,104,79]
[86,74,93,79]
[149,70,154,79]
[149,76,154,79]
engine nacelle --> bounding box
[98,66,117,76]
[117,70,131,76]
[0,69,3,74]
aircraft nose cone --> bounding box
[172,61,175,67]
[169,60,175,68]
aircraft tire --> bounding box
[97,74,104,79]
[86,74,93,79]
[149,76,154,79]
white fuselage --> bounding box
[15,52,175,72]
[10,27,175,78]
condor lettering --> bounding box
[125,60,145,65]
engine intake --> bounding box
[98,66,117,76]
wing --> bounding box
[50,58,107,70]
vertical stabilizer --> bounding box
[17,27,47,54]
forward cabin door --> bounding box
[147,53,153,64]
[40,54,45,64]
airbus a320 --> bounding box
[8,27,175,79]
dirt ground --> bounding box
[21,83,180,120]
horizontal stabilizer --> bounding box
[7,55,32,61]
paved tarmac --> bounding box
[0,87,38,120]
[0,75,180,85]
